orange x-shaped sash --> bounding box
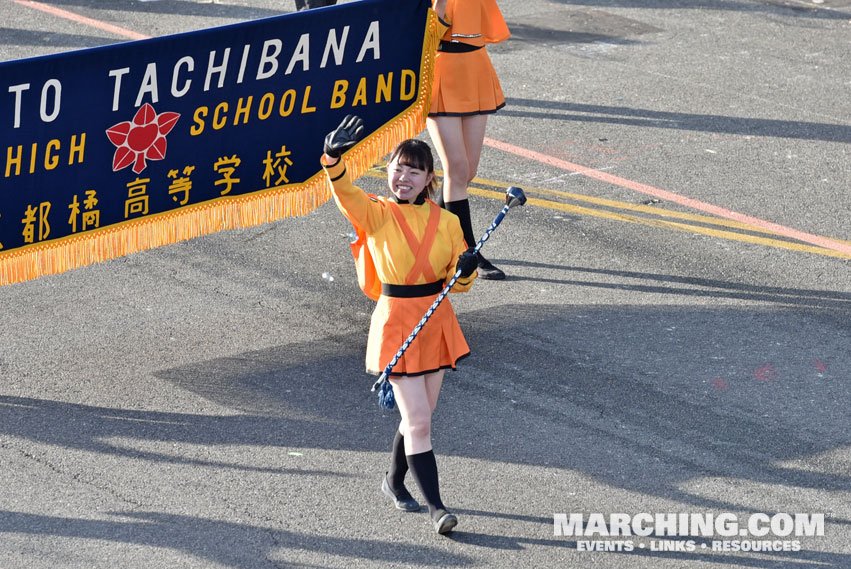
[387,201,441,285]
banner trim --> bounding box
[0,9,441,287]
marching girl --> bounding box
[428,0,510,279]
[321,116,478,534]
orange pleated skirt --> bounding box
[366,294,470,376]
[429,48,506,117]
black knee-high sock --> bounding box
[445,199,475,249]
[387,429,408,492]
[407,450,446,520]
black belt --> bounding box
[437,41,482,53]
[381,280,444,298]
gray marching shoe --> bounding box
[381,475,420,512]
[433,509,458,534]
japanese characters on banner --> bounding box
[0,0,440,285]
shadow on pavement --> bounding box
[500,261,851,310]
[0,510,471,567]
[0,27,114,48]
[502,97,851,144]
[2,265,849,565]
[549,0,851,20]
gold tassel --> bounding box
[0,10,441,288]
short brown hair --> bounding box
[388,139,438,201]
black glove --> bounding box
[456,248,477,278]
[324,115,364,158]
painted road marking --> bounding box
[484,136,851,258]
[10,0,150,40]
[467,176,851,258]
[363,167,851,259]
[469,185,851,260]
[473,174,786,236]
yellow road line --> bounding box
[470,187,851,260]
[362,168,851,259]
[472,173,851,245]
[472,174,770,235]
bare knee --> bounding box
[444,156,469,185]
[466,157,481,185]
[403,413,432,441]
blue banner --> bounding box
[0,0,439,285]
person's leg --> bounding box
[428,115,505,279]
[390,373,456,532]
[424,369,445,414]
[296,0,336,10]
[427,116,469,204]
[387,369,445,486]
[428,117,475,248]
[460,114,505,278]
[460,114,488,187]
[381,376,430,512]
[387,427,408,490]
[382,424,420,511]
[390,375,433,454]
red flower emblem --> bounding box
[106,104,180,174]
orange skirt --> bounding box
[429,48,505,117]
[366,294,470,376]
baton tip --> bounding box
[505,186,527,208]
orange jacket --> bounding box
[323,158,475,293]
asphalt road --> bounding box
[2,1,851,568]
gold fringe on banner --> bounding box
[0,9,442,288]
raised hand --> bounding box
[324,115,365,158]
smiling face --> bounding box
[387,158,434,202]
[385,139,436,203]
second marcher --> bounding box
[321,116,478,535]
[293,0,337,10]
[427,0,511,280]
